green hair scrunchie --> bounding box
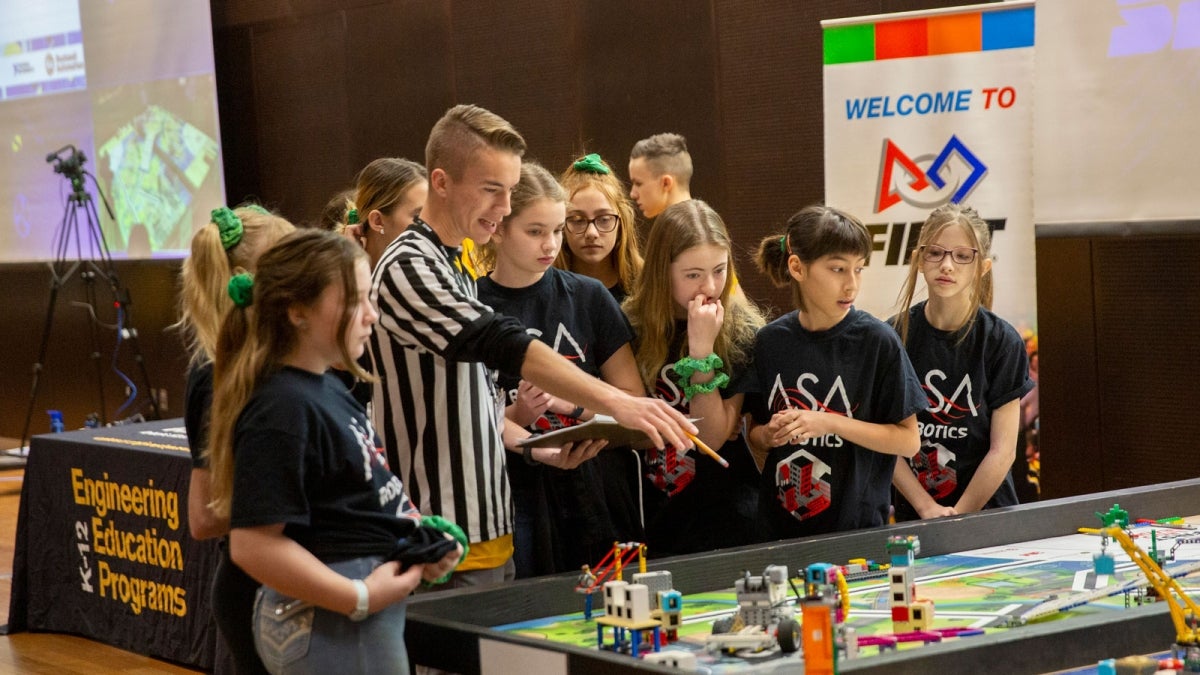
[779,235,788,255]
[420,514,470,585]
[211,207,244,250]
[572,153,610,175]
[227,272,254,308]
[347,208,359,226]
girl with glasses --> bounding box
[477,161,643,577]
[556,153,643,303]
[746,205,924,541]
[623,200,767,556]
[890,203,1034,521]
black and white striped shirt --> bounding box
[369,220,533,544]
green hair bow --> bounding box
[211,207,244,250]
[572,153,610,175]
[227,272,254,308]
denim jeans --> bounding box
[253,556,409,675]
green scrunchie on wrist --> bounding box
[572,153,610,175]
[227,272,254,308]
[683,372,730,401]
[673,353,724,383]
[420,515,470,585]
[211,207,244,250]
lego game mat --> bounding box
[494,518,1200,672]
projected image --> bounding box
[92,78,222,257]
[0,0,87,102]
[0,0,223,262]
[0,92,94,261]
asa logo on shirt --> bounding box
[655,363,686,409]
[768,373,854,447]
[922,371,978,422]
[526,323,588,362]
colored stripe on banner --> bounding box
[824,6,1033,64]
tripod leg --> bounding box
[20,273,68,452]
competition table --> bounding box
[4,419,219,670]
[405,479,1200,674]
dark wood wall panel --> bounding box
[574,2,721,200]
[448,1,577,170]
[1034,237,1101,499]
[343,2,455,173]
[1091,237,1200,490]
[712,0,830,313]
[252,16,354,222]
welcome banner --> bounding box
[822,1,1037,333]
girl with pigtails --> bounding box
[207,229,463,673]
[623,199,766,556]
[745,205,924,541]
[178,204,292,674]
[890,203,1034,521]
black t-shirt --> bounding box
[743,308,925,540]
[891,303,1034,520]
[477,267,639,575]
[229,367,419,561]
[640,320,761,557]
[185,361,213,469]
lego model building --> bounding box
[594,580,662,657]
[887,535,935,633]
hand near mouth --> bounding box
[687,294,724,356]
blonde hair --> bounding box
[176,206,294,367]
[351,157,427,243]
[425,104,526,180]
[755,205,872,313]
[892,202,994,344]
[207,229,371,518]
[557,154,644,293]
[624,200,764,388]
[476,161,565,274]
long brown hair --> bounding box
[755,205,872,312]
[207,229,370,518]
[892,202,994,344]
[624,200,764,388]
[557,153,643,293]
[176,205,293,367]
[475,160,565,275]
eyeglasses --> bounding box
[921,244,978,264]
[565,213,620,234]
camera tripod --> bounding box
[17,145,160,453]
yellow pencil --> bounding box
[688,433,729,468]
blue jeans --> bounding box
[253,556,408,675]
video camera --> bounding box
[45,144,87,181]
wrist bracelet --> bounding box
[673,353,723,382]
[567,405,585,419]
[683,372,730,401]
[522,442,539,466]
[349,579,369,621]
